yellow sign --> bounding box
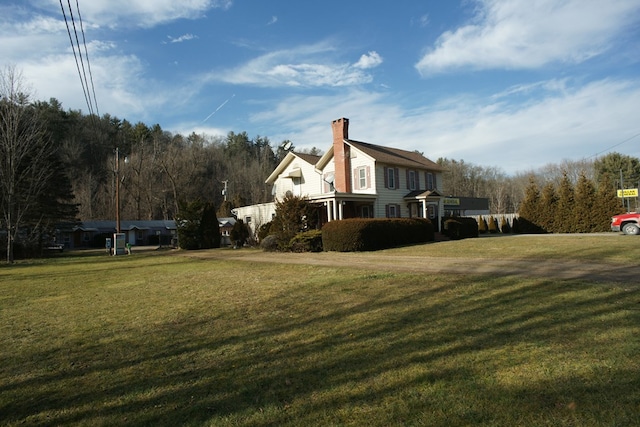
[617,189,639,198]
[443,197,460,205]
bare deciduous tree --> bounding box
[0,66,55,262]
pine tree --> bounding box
[594,173,625,231]
[518,178,543,233]
[539,183,557,233]
[554,173,575,233]
[200,201,220,249]
[573,173,596,232]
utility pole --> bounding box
[222,180,228,202]
[115,147,121,233]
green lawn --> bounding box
[1,236,639,426]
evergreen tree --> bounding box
[539,183,557,233]
[487,216,498,233]
[573,173,596,233]
[175,200,205,250]
[554,173,575,233]
[594,173,625,231]
[270,194,318,250]
[200,201,220,249]
[230,219,250,248]
[518,178,543,233]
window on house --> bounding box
[386,204,400,218]
[387,168,395,189]
[359,167,367,189]
[354,166,371,190]
[361,205,372,218]
[245,217,252,226]
[426,172,434,190]
[408,170,416,190]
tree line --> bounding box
[1,67,282,261]
[437,153,640,216]
[2,65,640,261]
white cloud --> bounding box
[252,78,640,174]
[354,51,383,69]
[35,0,233,29]
[166,33,198,44]
[212,43,378,87]
[416,0,640,75]
[267,16,278,25]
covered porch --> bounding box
[312,193,377,225]
[404,190,444,232]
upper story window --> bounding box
[408,170,417,190]
[426,172,435,190]
[384,167,399,190]
[353,166,371,190]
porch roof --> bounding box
[403,189,443,199]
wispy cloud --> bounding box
[36,0,233,29]
[212,43,381,87]
[164,33,198,44]
[267,16,278,25]
[411,14,429,28]
[254,78,640,174]
[416,0,640,75]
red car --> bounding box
[611,212,640,235]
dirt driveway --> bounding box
[181,249,640,284]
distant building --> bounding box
[443,197,490,217]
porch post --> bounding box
[338,201,344,220]
[332,200,338,222]
[326,201,333,222]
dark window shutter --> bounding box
[384,167,389,188]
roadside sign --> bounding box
[617,189,639,198]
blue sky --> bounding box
[2,0,640,174]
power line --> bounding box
[587,131,640,160]
[59,0,99,117]
[74,0,99,117]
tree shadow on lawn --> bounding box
[1,275,638,426]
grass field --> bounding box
[1,235,639,426]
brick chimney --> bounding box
[332,117,351,193]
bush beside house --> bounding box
[322,218,434,252]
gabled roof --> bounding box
[265,151,320,184]
[346,139,443,171]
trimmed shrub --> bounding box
[442,217,479,240]
[322,218,434,252]
[500,217,511,234]
[488,216,499,234]
[478,217,488,234]
[260,235,278,252]
[290,230,323,252]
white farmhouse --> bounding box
[233,117,445,234]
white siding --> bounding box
[349,150,376,194]
[233,202,276,236]
[272,158,323,200]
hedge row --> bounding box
[322,218,434,252]
[442,217,479,240]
